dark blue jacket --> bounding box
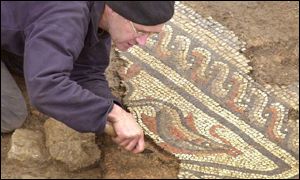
[1,1,121,134]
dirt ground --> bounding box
[1,1,299,179]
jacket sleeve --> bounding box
[70,31,124,108]
[23,22,113,134]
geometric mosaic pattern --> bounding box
[117,2,299,179]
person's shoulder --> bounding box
[1,1,89,11]
[28,2,91,29]
[2,2,91,25]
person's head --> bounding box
[99,1,175,51]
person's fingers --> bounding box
[133,135,145,154]
[124,138,139,152]
[112,136,126,144]
[119,139,131,147]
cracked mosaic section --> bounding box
[117,2,299,179]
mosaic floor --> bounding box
[117,2,299,179]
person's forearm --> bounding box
[108,103,124,123]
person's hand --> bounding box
[107,104,145,153]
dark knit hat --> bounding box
[106,1,175,26]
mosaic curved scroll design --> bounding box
[117,2,299,179]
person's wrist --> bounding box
[107,104,122,123]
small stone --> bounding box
[44,118,101,171]
[7,129,50,166]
